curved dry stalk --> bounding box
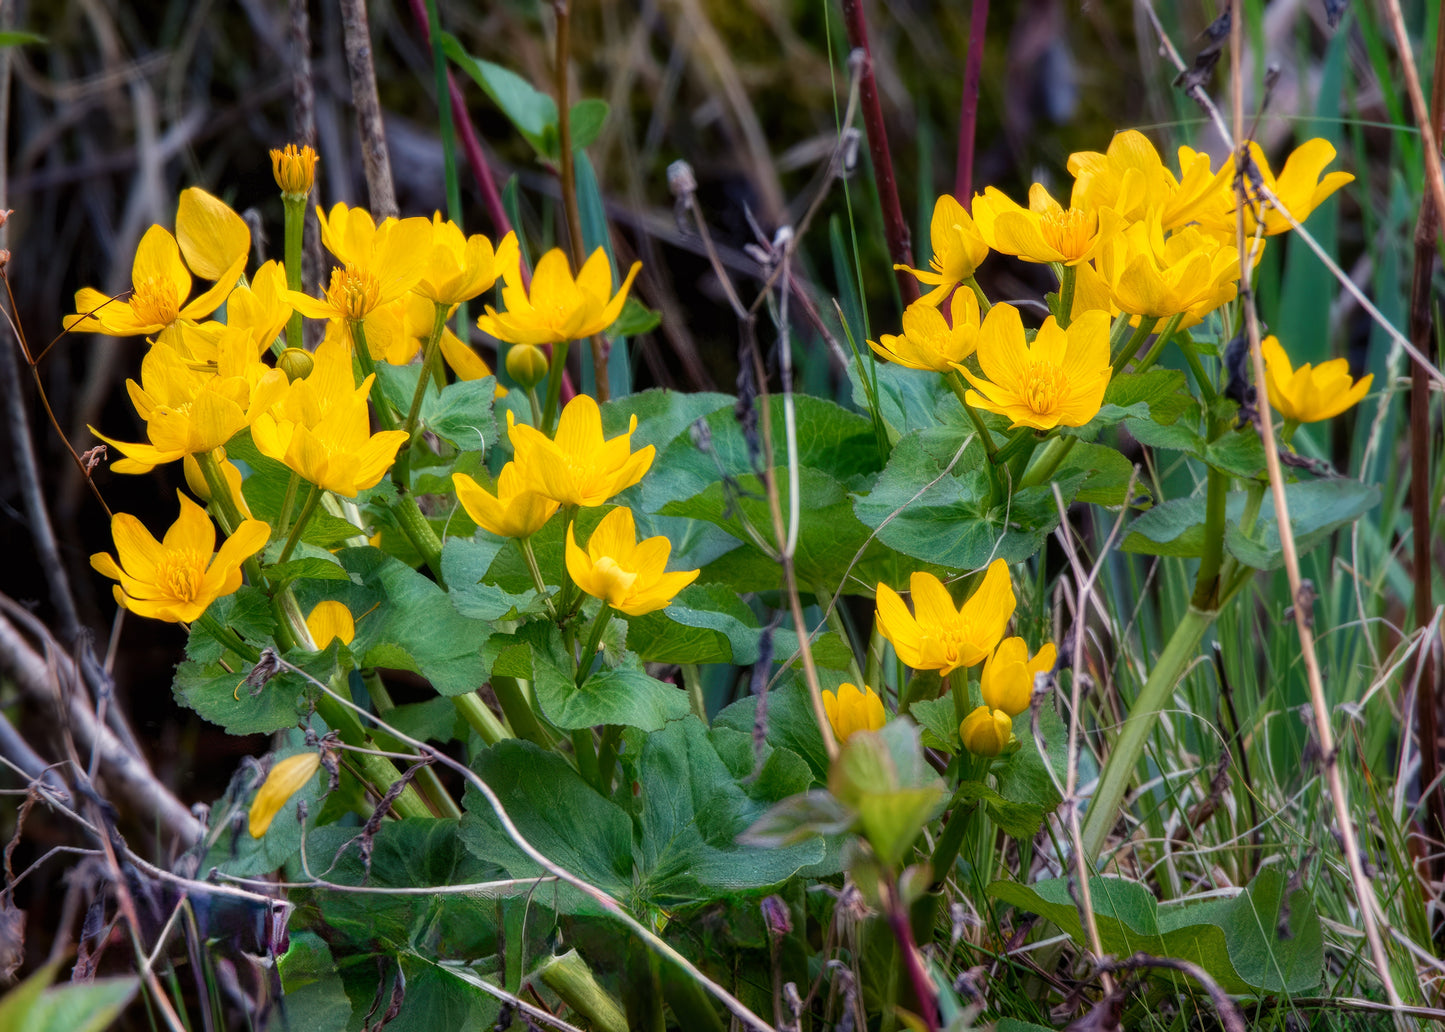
[1226,0,1404,1020]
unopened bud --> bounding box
[505,344,549,389]
[270,144,319,199]
[666,160,697,199]
[278,347,314,382]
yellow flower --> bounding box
[565,506,699,616]
[1191,138,1354,238]
[971,183,1117,265]
[453,463,560,539]
[875,560,1015,677]
[270,144,319,198]
[90,491,269,623]
[867,289,981,373]
[66,188,250,343]
[224,260,293,355]
[958,304,1111,432]
[980,637,1057,717]
[1094,220,1239,328]
[507,394,655,507]
[248,752,322,838]
[415,216,518,306]
[960,706,1013,757]
[895,194,989,305]
[478,247,641,346]
[822,683,886,743]
[89,329,288,474]
[1067,130,1229,231]
[1261,335,1372,424]
[287,203,431,323]
[305,601,355,649]
[250,337,409,496]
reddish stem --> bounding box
[885,879,939,1031]
[954,0,989,209]
[839,0,919,307]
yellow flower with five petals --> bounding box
[507,394,654,507]
[453,463,560,539]
[565,506,699,616]
[894,194,989,305]
[971,183,1117,265]
[875,560,1015,677]
[1261,335,1372,424]
[868,289,981,373]
[478,247,640,346]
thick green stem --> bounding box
[488,675,548,747]
[1019,435,1077,490]
[351,321,400,432]
[282,196,306,353]
[536,951,629,1032]
[945,371,997,461]
[1191,465,1231,610]
[681,664,708,725]
[1055,264,1076,328]
[197,612,260,663]
[277,483,323,566]
[1132,313,1184,374]
[576,605,616,685]
[540,340,572,435]
[1176,334,1218,405]
[949,668,971,725]
[1077,605,1215,863]
[1111,316,1161,371]
[453,691,511,746]
[313,691,431,821]
[517,537,557,617]
[390,495,444,581]
[991,427,1037,468]
[274,471,302,546]
[572,727,599,785]
[596,724,622,795]
[404,302,451,436]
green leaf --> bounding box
[609,296,662,337]
[442,536,539,621]
[1204,427,1267,479]
[714,676,832,782]
[173,644,345,735]
[0,31,45,47]
[847,362,954,439]
[539,665,692,732]
[1104,369,1197,423]
[839,722,946,867]
[993,697,1069,813]
[569,98,609,150]
[374,365,498,453]
[737,790,856,848]
[909,696,959,754]
[953,781,1043,839]
[278,933,351,1032]
[267,555,353,586]
[442,34,558,158]
[989,869,1322,994]
[1055,441,1141,507]
[22,979,137,1032]
[625,583,850,668]
[385,957,500,1032]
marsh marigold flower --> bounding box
[305,601,355,649]
[90,491,269,623]
[415,216,518,307]
[895,194,989,305]
[960,706,1013,757]
[478,247,640,346]
[958,304,1111,432]
[508,394,654,507]
[453,463,559,539]
[875,560,1015,677]
[868,289,981,373]
[1191,139,1354,238]
[822,683,886,744]
[248,752,321,838]
[1261,336,1372,424]
[270,144,319,198]
[1094,220,1239,328]
[971,184,1116,266]
[66,188,250,345]
[565,506,699,616]
[1067,130,1228,231]
[980,637,1057,717]
[288,203,431,327]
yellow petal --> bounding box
[248,752,322,838]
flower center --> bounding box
[1039,207,1094,259]
[327,266,381,320]
[130,276,182,327]
[155,549,206,603]
[592,556,637,606]
[1023,361,1069,415]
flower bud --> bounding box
[270,144,319,198]
[277,347,315,382]
[960,705,1013,757]
[505,343,549,389]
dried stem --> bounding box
[1228,0,1404,1018]
[339,0,397,219]
[838,3,918,306]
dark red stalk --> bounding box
[839,0,919,307]
[954,0,988,209]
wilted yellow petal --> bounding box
[248,752,322,838]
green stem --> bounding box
[365,671,462,819]
[1176,334,1218,405]
[282,196,306,353]
[453,691,511,746]
[390,495,445,581]
[277,483,323,566]
[948,668,971,726]
[817,584,865,689]
[681,664,708,725]
[351,321,400,432]
[404,302,450,437]
[1191,413,1232,610]
[945,371,997,461]
[313,690,432,821]
[526,386,544,428]
[576,605,616,685]
[517,537,557,617]
[1111,315,1161,371]
[1131,313,1184,374]
[964,275,992,314]
[1077,605,1216,864]
[572,727,599,785]
[1055,264,1076,328]
[274,472,302,546]
[196,612,260,663]
[1019,435,1077,489]
[540,340,572,435]
[596,724,622,795]
[488,676,549,747]
[195,449,244,534]
[991,427,1037,467]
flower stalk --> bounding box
[277,482,323,566]
[282,196,306,353]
